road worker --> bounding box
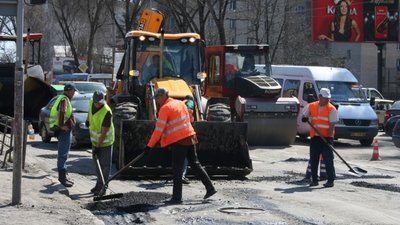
[146,88,216,204]
[87,91,114,196]
[302,88,338,188]
[49,83,76,187]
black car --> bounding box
[384,115,400,137]
[384,100,400,124]
[38,93,91,148]
[383,100,400,136]
[392,119,400,148]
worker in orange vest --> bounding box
[146,88,216,204]
[302,88,338,188]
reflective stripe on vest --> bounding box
[309,101,335,138]
[49,95,72,128]
[88,99,115,147]
[147,98,195,148]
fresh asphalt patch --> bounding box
[350,181,400,193]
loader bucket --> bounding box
[117,120,252,177]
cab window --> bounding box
[208,55,220,85]
[282,79,300,98]
[302,82,317,102]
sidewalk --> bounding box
[0,153,103,225]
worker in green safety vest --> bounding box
[49,83,76,187]
[86,90,114,196]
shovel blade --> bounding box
[353,167,367,175]
[93,193,124,201]
[347,166,367,177]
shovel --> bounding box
[93,151,146,201]
[307,121,367,176]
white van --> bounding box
[271,65,378,146]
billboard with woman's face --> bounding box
[312,0,399,42]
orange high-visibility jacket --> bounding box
[309,101,336,138]
[147,98,196,148]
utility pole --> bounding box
[375,43,384,93]
[12,0,24,205]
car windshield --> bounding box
[316,81,367,103]
[71,97,89,113]
[74,83,106,94]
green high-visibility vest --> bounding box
[49,95,72,129]
[88,99,115,147]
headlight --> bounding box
[370,119,378,126]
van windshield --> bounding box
[316,81,367,103]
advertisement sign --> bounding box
[312,0,399,42]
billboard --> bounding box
[312,0,399,42]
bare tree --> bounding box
[0,16,17,35]
[86,0,108,72]
[205,0,229,44]
[105,0,147,47]
[153,0,210,39]
[50,0,84,70]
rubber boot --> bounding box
[58,171,74,187]
[65,172,75,184]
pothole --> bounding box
[218,206,265,215]
[350,181,400,193]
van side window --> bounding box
[282,79,300,98]
[302,82,317,102]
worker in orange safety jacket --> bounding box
[302,88,338,188]
[146,88,217,204]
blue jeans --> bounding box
[92,145,113,188]
[57,129,72,172]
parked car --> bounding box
[62,60,78,74]
[38,93,91,148]
[360,87,385,100]
[371,99,393,130]
[60,81,107,96]
[384,100,400,125]
[384,115,400,136]
[392,120,400,148]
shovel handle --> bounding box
[104,151,146,186]
[307,121,357,173]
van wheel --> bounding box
[360,139,373,146]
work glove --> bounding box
[144,146,152,155]
[301,117,309,123]
[325,137,334,145]
[93,147,101,155]
[85,120,90,127]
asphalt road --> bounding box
[3,132,400,225]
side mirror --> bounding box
[370,97,375,106]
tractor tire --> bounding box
[112,102,138,169]
[207,103,231,122]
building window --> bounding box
[229,0,236,10]
[397,59,400,71]
[229,19,236,29]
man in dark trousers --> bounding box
[87,91,114,196]
[302,88,338,188]
[49,83,76,187]
[146,88,217,204]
